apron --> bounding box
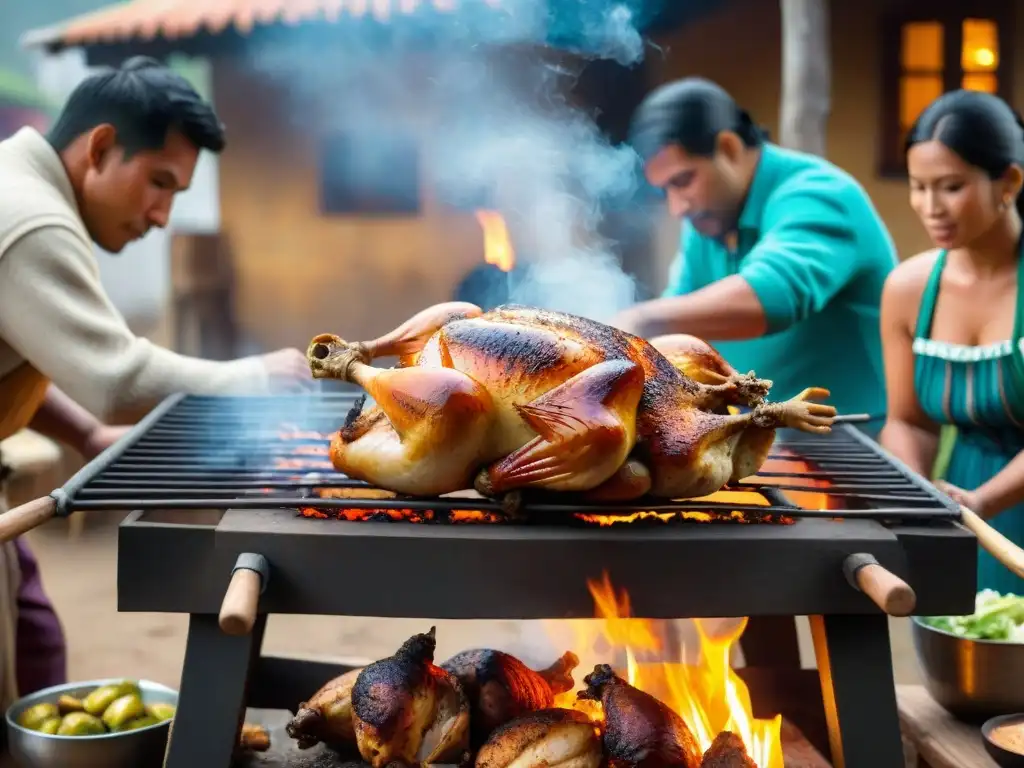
[0,363,51,708]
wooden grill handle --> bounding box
[843,553,917,617]
[219,553,269,636]
[0,496,57,543]
[959,505,1024,580]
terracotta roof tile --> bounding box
[24,0,501,49]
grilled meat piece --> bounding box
[475,708,602,768]
[238,723,272,753]
[579,664,700,768]
[286,667,362,750]
[442,649,579,746]
[699,731,757,768]
[351,626,470,767]
[308,303,835,500]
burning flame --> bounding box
[475,210,515,272]
[549,573,783,768]
[749,449,838,513]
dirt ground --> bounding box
[21,510,923,693]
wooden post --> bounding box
[779,0,832,156]
[170,233,238,361]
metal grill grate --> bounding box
[53,392,960,523]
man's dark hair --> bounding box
[47,56,225,157]
[628,77,767,161]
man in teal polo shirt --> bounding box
[612,78,896,423]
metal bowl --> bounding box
[912,618,1024,721]
[5,678,177,768]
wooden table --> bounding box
[897,684,999,768]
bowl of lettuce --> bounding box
[913,590,1024,720]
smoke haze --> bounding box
[245,0,659,323]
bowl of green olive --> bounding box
[5,678,177,767]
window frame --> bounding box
[878,0,1015,178]
[317,131,422,217]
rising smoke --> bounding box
[245,0,662,324]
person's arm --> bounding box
[972,453,1024,518]
[0,225,270,423]
[616,224,768,338]
[28,384,128,459]
[615,173,863,340]
[614,275,767,339]
[877,262,941,476]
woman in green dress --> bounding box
[880,90,1024,595]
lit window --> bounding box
[882,12,1007,176]
[962,18,998,93]
[898,22,944,149]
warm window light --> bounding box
[974,47,995,67]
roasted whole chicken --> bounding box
[350,627,470,767]
[286,667,362,750]
[442,649,579,747]
[475,708,603,768]
[308,302,835,500]
[579,664,701,768]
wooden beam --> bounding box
[779,0,831,156]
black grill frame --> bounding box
[100,394,977,768]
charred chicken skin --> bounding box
[308,302,835,500]
[351,627,470,767]
[699,731,758,768]
[475,708,603,768]
[579,664,701,768]
[286,667,362,750]
[442,649,580,747]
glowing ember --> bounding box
[574,490,792,527]
[475,210,515,272]
[549,572,783,768]
[277,429,329,441]
[299,506,505,524]
[747,449,837,512]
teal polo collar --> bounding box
[736,143,783,233]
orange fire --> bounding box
[549,573,783,768]
[747,449,838,512]
[475,210,515,272]
[575,488,788,527]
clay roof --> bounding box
[23,0,501,51]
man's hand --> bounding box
[261,348,314,393]
[82,424,131,460]
[609,307,649,338]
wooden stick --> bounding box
[0,496,56,542]
[852,561,917,617]
[219,568,262,636]
[958,505,1024,580]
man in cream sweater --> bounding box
[0,56,311,706]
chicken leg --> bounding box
[309,336,495,496]
[729,387,832,482]
[648,334,771,410]
[645,388,836,499]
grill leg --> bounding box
[739,616,802,668]
[163,612,267,768]
[810,613,903,768]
